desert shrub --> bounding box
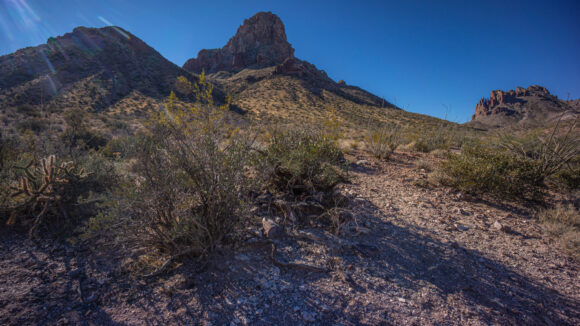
[538,203,580,259]
[412,131,450,153]
[262,129,346,195]
[16,118,49,133]
[100,136,135,159]
[555,162,580,191]
[61,108,108,151]
[89,73,252,269]
[366,123,400,159]
[18,104,40,117]
[415,159,432,172]
[105,118,130,131]
[0,133,18,221]
[498,120,579,184]
[430,148,448,159]
[5,153,115,237]
[441,144,545,200]
[61,128,108,151]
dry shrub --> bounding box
[538,204,580,259]
[415,159,432,172]
[88,73,252,270]
[366,123,400,159]
[498,117,579,185]
[5,153,114,237]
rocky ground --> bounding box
[1,150,579,325]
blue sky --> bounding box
[1,0,579,122]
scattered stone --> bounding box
[352,243,379,257]
[262,218,283,238]
[455,224,469,231]
[301,311,316,322]
[356,226,371,235]
[492,221,504,231]
[235,254,250,261]
[294,202,325,217]
[69,268,82,279]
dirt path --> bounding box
[1,150,579,325]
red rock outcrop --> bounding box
[472,85,551,120]
[183,12,295,73]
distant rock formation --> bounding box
[183,12,295,73]
[473,85,551,120]
[469,85,579,128]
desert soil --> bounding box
[1,150,579,325]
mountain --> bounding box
[467,85,579,129]
[1,12,456,139]
[182,12,408,128]
[0,26,196,115]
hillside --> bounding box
[0,26,199,135]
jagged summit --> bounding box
[183,12,295,73]
[468,85,579,128]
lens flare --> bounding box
[45,74,57,95]
[98,15,130,39]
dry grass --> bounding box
[538,203,580,259]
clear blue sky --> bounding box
[1,0,579,122]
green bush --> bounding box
[441,144,545,200]
[263,129,347,195]
[555,164,580,190]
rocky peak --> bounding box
[183,12,295,73]
[472,85,554,120]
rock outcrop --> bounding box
[469,85,579,128]
[183,12,295,74]
[473,85,551,119]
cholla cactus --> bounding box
[7,155,88,237]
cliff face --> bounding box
[183,12,295,74]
